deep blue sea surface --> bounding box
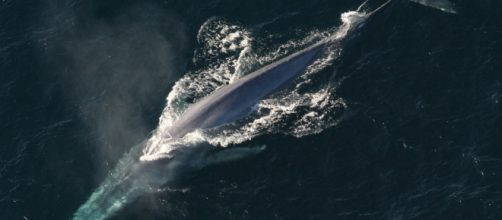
[1,0,501,219]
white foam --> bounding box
[141,10,368,161]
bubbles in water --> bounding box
[195,17,253,59]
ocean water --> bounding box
[1,0,501,219]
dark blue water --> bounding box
[1,0,501,219]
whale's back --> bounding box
[168,43,324,138]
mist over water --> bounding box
[60,3,189,166]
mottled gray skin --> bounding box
[168,43,325,138]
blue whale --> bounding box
[72,1,457,219]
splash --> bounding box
[73,7,370,220]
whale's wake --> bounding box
[72,8,368,220]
